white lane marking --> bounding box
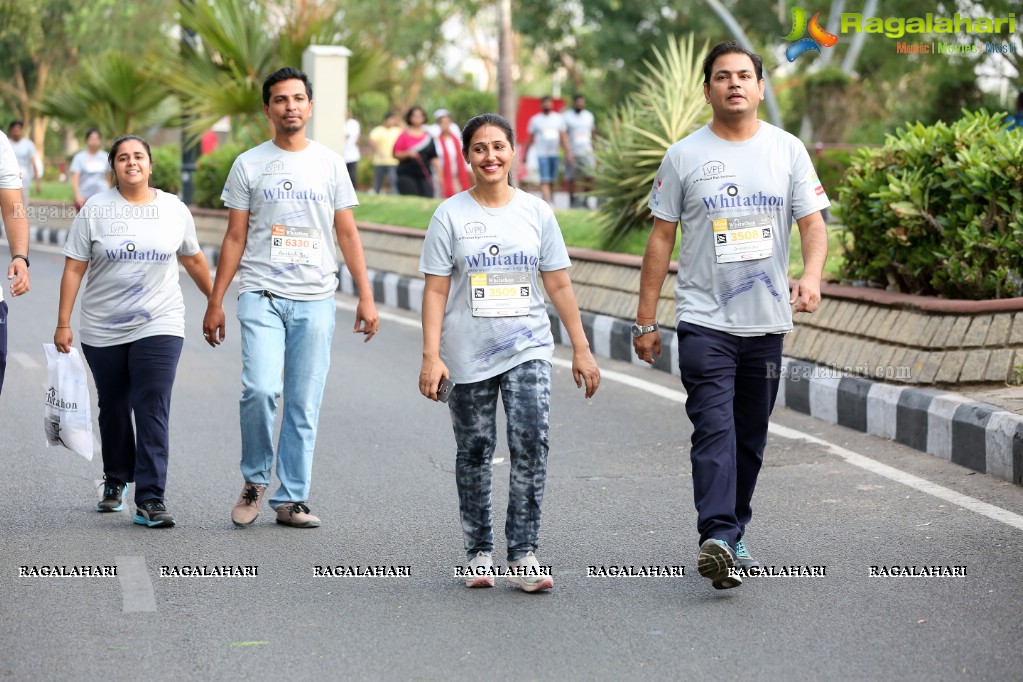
[768,423,1023,532]
[345,298,1023,532]
[10,351,38,369]
[116,556,157,613]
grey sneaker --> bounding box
[97,477,128,513]
[505,551,553,593]
[231,482,266,527]
[275,502,320,528]
[735,539,762,570]
[465,551,495,588]
[697,539,741,589]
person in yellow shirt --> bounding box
[368,112,403,195]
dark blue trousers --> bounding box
[82,335,183,505]
[0,300,7,395]
[676,321,783,548]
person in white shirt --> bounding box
[419,113,599,592]
[524,97,572,204]
[562,95,596,208]
[0,129,31,394]
[70,127,111,211]
[55,135,213,527]
[203,67,379,530]
[343,110,361,189]
[634,42,829,590]
[7,120,42,207]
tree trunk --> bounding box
[497,0,515,123]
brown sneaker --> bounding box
[275,502,320,528]
[231,482,266,527]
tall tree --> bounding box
[0,0,175,161]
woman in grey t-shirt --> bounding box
[70,128,110,211]
[54,135,212,528]
[418,114,600,592]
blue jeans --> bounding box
[237,291,336,509]
[537,156,559,183]
[82,335,183,504]
[676,321,783,548]
[0,300,7,395]
[447,359,552,562]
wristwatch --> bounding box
[11,254,29,267]
[631,321,659,338]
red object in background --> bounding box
[201,130,218,156]
[515,96,565,180]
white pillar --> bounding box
[301,45,352,157]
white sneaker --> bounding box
[505,551,553,592]
[465,551,494,588]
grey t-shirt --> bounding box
[527,112,566,158]
[9,137,36,181]
[563,109,595,155]
[64,188,201,346]
[419,188,571,384]
[221,140,358,301]
[0,131,22,303]
[649,122,830,334]
[70,149,110,200]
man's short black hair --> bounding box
[8,120,24,130]
[703,41,764,84]
[262,67,312,106]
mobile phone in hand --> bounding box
[437,376,455,403]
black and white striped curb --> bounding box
[342,266,1023,487]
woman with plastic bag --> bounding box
[54,135,212,528]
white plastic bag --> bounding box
[43,343,94,461]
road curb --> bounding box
[344,266,1023,487]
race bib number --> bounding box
[271,224,321,265]
[469,272,531,317]
[542,128,559,141]
[712,214,774,264]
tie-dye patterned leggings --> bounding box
[447,359,552,562]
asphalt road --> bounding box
[2,245,1022,681]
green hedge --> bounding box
[837,110,1023,299]
[194,144,244,208]
[150,144,181,195]
[811,148,852,198]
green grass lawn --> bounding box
[38,181,74,202]
[40,182,846,279]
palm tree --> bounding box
[592,34,710,247]
[166,0,393,146]
[36,51,178,139]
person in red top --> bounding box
[429,109,469,198]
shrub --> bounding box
[811,148,852,198]
[150,144,181,195]
[591,34,710,246]
[193,143,244,208]
[837,110,1023,299]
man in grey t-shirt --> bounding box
[203,67,379,529]
[633,42,829,590]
